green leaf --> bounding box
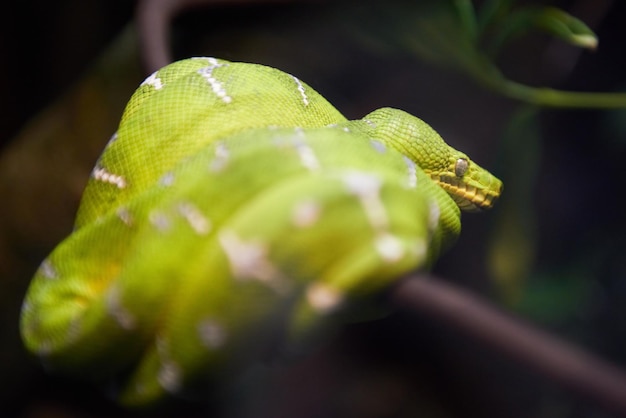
[534,7,598,50]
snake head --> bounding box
[362,107,503,212]
[428,153,503,212]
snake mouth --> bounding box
[433,175,502,212]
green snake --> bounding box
[20,57,502,406]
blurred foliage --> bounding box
[487,107,541,304]
[343,0,625,107]
[2,0,626,417]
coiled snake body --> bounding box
[20,57,502,406]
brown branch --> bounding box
[390,275,626,416]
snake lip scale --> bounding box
[20,57,503,406]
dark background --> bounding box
[2,1,626,417]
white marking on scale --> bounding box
[159,171,175,186]
[428,201,441,231]
[105,285,136,330]
[291,76,309,106]
[209,142,230,172]
[292,200,321,227]
[154,335,183,393]
[21,300,32,314]
[105,132,118,148]
[370,139,386,153]
[364,119,377,128]
[197,319,227,349]
[140,71,164,90]
[375,233,405,262]
[306,283,343,313]
[342,172,389,230]
[219,229,289,294]
[39,259,57,279]
[116,207,133,226]
[294,129,320,171]
[177,202,211,235]
[403,156,417,188]
[92,166,127,189]
[158,360,183,393]
[198,64,232,103]
[149,210,171,232]
[191,56,215,61]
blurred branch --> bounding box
[136,0,210,73]
[346,0,626,109]
[391,275,626,416]
[459,0,626,108]
[482,75,626,108]
[136,0,324,74]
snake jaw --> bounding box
[428,166,503,212]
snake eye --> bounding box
[455,158,469,177]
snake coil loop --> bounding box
[20,57,502,406]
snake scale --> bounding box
[20,57,502,406]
